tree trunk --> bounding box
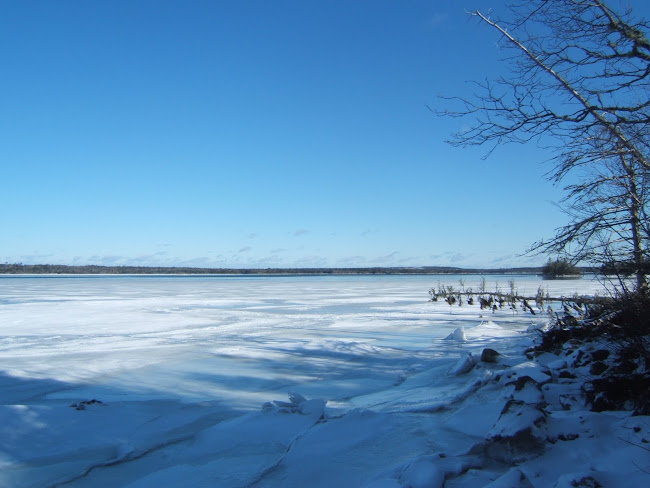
[621,153,647,293]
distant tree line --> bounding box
[0,263,598,276]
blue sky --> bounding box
[3,0,648,269]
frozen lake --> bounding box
[0,274,611,487]
[0,274,602,408]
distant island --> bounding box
[0,263,596,276]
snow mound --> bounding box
[483,467,533,487]
[467,320,516,339]
[399,455,445,488]
[263,392,327,417]
[444,327,467,342]
[449,353,477,376]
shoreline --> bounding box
[0,263,597,276]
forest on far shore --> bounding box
[0,263,596,276]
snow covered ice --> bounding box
[1,274,647,487]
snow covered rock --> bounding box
[552,473,603,488]
[265,392,327,417]
[483,467,534,487]
[484,400,547,463]
[510,377,544,405]
[450,353,477,376]
[501,361,552,385]
[488,400,546,439]
[298,398,327,416]
[546,358,568,371]
[541,382,583,411]
[526,323,548,334]
[399,455,445,488]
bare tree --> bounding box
[540,130,650,290]
[437,0,650,291]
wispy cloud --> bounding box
[446,252,473,264]
[177,256,218,267]
[490,254,515,265]
[490,254,540,267]
[88,255,128,266]
[293,255,329,267]
[17,253,54,263]
[132,252,169,264]
[293,229,310,237]
[337,255,367,267]
[369,251,400,264]
[238,246,252,253]
[430,12,449,27]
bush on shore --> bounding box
[541,258,582,279]
[533,289,650,414]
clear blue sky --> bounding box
[3,1,648,268]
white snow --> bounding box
[445,326,468,342]
[0,274,647,487]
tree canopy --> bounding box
[438,0,649,291]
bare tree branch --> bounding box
[436,0,650,291]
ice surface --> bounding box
[1,274,644,487]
